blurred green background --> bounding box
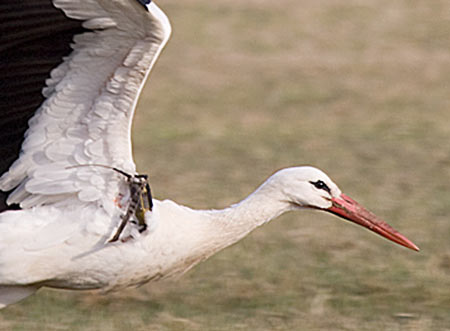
[2,0,450,329]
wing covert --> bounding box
[0,0,171,214]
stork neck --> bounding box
[146,179,294,276]
[208,180,293,241]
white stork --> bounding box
[0,0,418,308]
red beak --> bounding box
[327,194,419,251]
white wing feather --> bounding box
[0,0,171,215]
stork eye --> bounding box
[310,180,331,194]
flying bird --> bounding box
[0,0,419,308]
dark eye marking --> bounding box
[309,180,331,194]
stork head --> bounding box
[269,167,419,251]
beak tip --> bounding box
[399,238,420,252]
[399,235,420,252]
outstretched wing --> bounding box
[0,0,171,214]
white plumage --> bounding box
[1,1,170,211]
[0,0,418,308]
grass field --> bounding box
[2,0,450,330]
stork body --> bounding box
[0,168,333,292]
[0,0,418,308]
